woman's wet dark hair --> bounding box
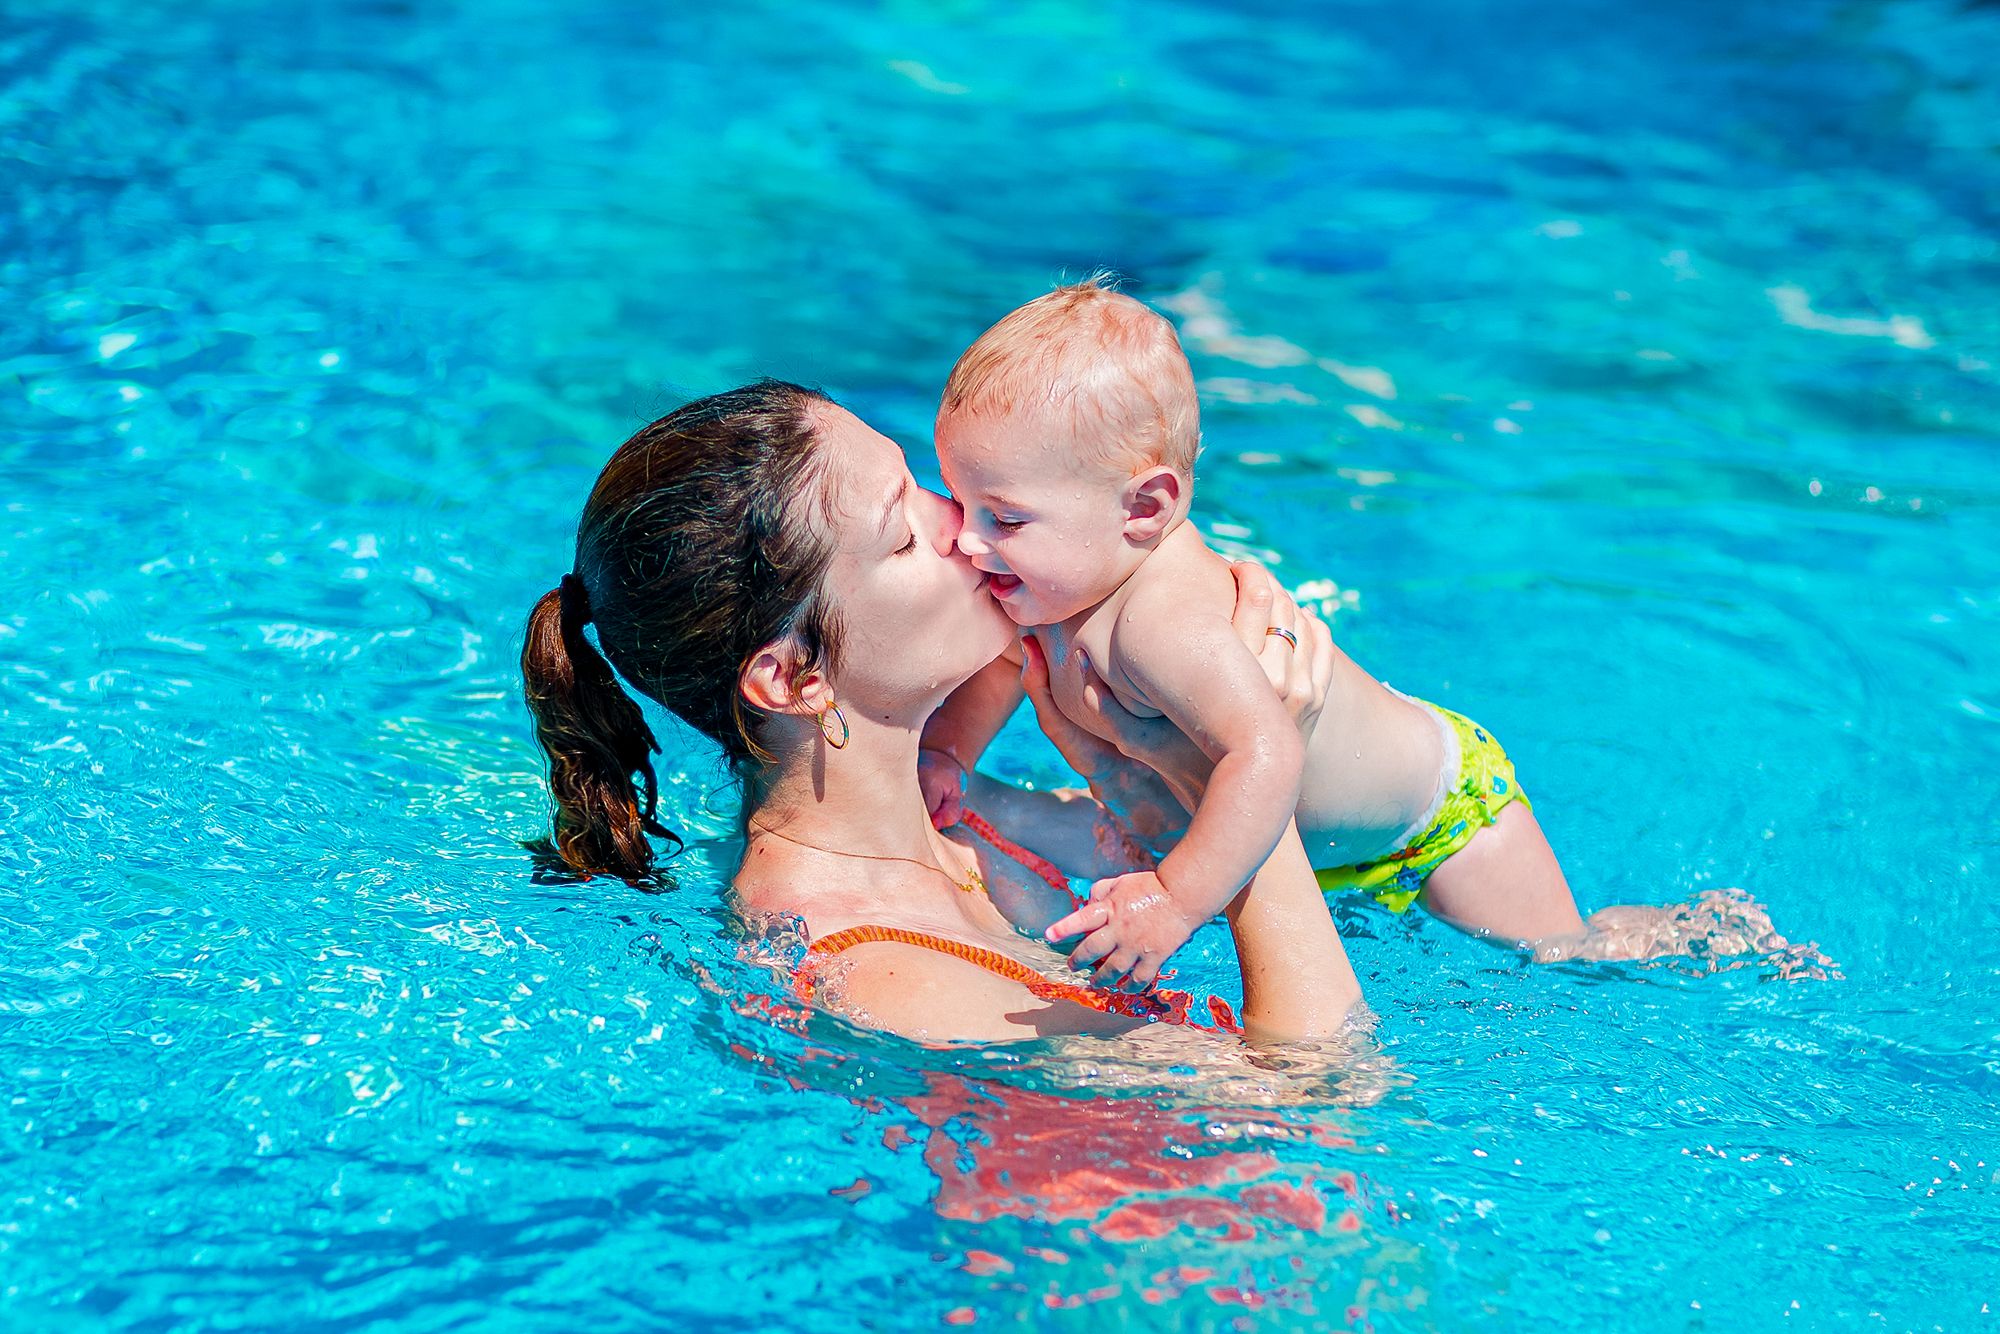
[521,379,844,882]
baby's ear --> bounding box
[1120,466,1185,543]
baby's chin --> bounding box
[997,598,1044,627]
[982,571,1044,625]
[988,586,1042,626]
[990,577,1099,627]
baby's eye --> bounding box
[993,517,1027,532]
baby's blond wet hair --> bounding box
[939,274,1200,476]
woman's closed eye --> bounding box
[895,529,919,554]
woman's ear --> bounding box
[739,641,833,718]
[1120,466,1186,543]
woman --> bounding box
[521,380,1363,1043]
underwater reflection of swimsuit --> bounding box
[793,808,1241,1035]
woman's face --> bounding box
[808,402,1016,722]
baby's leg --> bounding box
[1418,802,1586,942]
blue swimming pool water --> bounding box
[4,0,1997,1328]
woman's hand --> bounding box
[918,747,966,829]
[1017,636,1194,854]
[1017,636,1169,783]
[1230,562,1336,747]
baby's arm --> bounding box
[1048,613,1304,987]
[918,639,1026,828]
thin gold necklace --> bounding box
[746,820,988,896]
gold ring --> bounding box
[1265,626,1299,649]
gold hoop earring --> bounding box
[816,701,850,750]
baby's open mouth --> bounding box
[986,572,1023,598]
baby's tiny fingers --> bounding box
[1068,926,1119,971]
[1092,949,1138,988]
[1045,901,1110,944]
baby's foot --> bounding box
[1534,888,1839,979]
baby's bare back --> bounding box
[1069,526,1449,867]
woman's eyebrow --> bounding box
[875,477,909,539]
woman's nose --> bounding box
[924,488,968,555]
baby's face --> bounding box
[935,406,1137,626]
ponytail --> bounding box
[520,379,842,884]
[521,574,679,882]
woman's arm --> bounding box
[918,641,1026,828]
[1224,823,1361,1042]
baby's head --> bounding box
[936,276,1200,626]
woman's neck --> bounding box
[746,713,947,864]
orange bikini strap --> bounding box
[803,924,1118,1013]
[800,924,1238,1032]
[957,806,1077,898]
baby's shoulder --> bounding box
[1120,530,1239,621]
[1104,540,1240,683]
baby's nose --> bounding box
[954,522,990,558]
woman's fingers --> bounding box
[1287,605,1333,735]
[1025,637,1130,744]
[1305,606,1334,704]
[1228,561,1278,645]
[918,748,965,830]
[1266,579,1298,640]
[1260,577,1298,667]
[1277,603,1317,713]
[1065,648,1184,766]
[1021,637,1120,778]
[1020,633,1055,707]
[1073,649,1136,730]
[1229,562,1337,740]
[1232,561,1308,694]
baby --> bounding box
[923,277,1583,989]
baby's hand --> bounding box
[918,747,965,830]
[1044,871,1201,992]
